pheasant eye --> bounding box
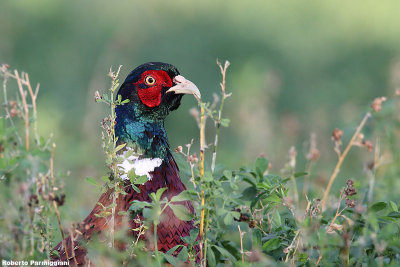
[145,76,156,85]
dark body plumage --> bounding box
[51,62,198,265]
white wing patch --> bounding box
[118,148,162,181]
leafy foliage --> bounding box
[1,63,400,266]
[0,65,66,260]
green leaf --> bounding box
[294,171,308,178]
[224,213,233,225]
[100,175,110,182]
[143,207,160,223]
[207,245,216,267]
[169,204,193,221]
[107,203,117,209]
[130,183,140,193]
[262,238,281,251]
[250,191,267,211]
[255,157,269,178]
[134,175,148,185]
[162,252,179,266]
[368,213,379,231]
[370,202,387,212]
[170,190,193,203]
[124,149,134,159]
[149,192,157,202]
[85,177,99,186]
[216,208,227,216]
[223,170,232,179]
[231,211,240,220]
[389,201,398,212]
[39,136,46,147]
[203,171,214,182]
[166,245,182,255]
[155,187,168,202]
[242,177,257,187]
[388,211,400,218]
[102,94,110,102]
[230,180,239,190]
[189,229,199,244]
[180,236,190,244]
[379,216,399,223]
[252,229,262,247]
[50,249,60,258]
[114,143,126,153]
[127,169,137,183]
[115,155,124,164]
[272,209,281,226]
[177,246,188,262]
[220,118,230,127]
[129,200,150,212]
[212,245,236,262]
[241,186,257,201]
[265,194,281,204]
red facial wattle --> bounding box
[134,70,173,108]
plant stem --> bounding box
[211,60,230,172]
[1,68,23,145]
[15,70,30,151]
[50,143,56,187]
[204,60,230,264]
[316,254,323,265]
[368,137,379,203]
[210,95,226,173]
[203,203,210,264]
[284,230,300,262]
[52,201,69,266]
[109,65,122,249]
[238,225,245,263]
[290,171,299,206]
[199,104,206,265]
[154,222,161,266]
[326,191,347,233]
[321,112,371,210]
[69,228,79,266]
[24,73,39,143]
[50,145,70,266]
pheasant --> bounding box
[51,62,201,265]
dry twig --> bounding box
[321,112,371,210]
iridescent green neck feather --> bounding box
[115,103,171,159]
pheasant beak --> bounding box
[166,75,201,100]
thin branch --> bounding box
[24,73,39,143]
[326,191,347,233]
[50,144,70,266]
[1,68,23,144]
[368,137,380,203]
[50,143,56,187]
[238,225,245,263]
[69,228,79,266]
[284,230,300,262]
[52,201,69,266]
[211,60,230,173]
[321,112,371,210]
[316,254,323,265]
[15,70,30,151]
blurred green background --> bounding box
[1,0,400,222]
